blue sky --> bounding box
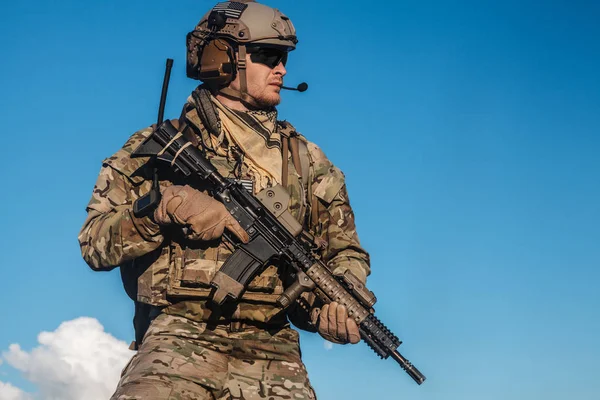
[1,1,599,399]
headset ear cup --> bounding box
[198,39,236,86]
[187,44,200,80]
[186,31,203,80]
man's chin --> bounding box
[255,92,281,108]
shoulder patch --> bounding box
[313,165,345,204]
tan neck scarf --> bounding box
[184,91,282,192]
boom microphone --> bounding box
[282,82,308,92]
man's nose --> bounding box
[273,62,286,76]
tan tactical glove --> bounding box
[311,302,361,344]
[154,185,249,243]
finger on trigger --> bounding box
[227,215,250,243]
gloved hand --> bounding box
[311,302,361,344]
[154,185,249,243]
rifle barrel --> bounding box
[390,350,426,385]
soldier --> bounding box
[78,1,370,399]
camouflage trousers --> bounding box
[111,314,317,400]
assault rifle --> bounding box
[132,59,426,385]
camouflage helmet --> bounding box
[186,0,297,107]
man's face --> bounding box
[229,46,288,108]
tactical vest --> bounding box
[108,119,317,311]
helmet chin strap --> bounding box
[218,44,261,109]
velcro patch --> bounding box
[213,2,248,19]
[313,166,345,204]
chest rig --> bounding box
[156,96,317,305]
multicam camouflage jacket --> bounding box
[78,99,370,325]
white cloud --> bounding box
[2,317,135,400]
[323,341,333,351]
[0,381,32,400]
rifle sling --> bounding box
[281,134,290,188]
[285,134,319,230]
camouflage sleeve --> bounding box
[78,164,164,271]
[307,142,371,283]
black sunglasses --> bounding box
[246,46,288,68]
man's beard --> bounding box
[253,91,281,108]
[246,83,282,108]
